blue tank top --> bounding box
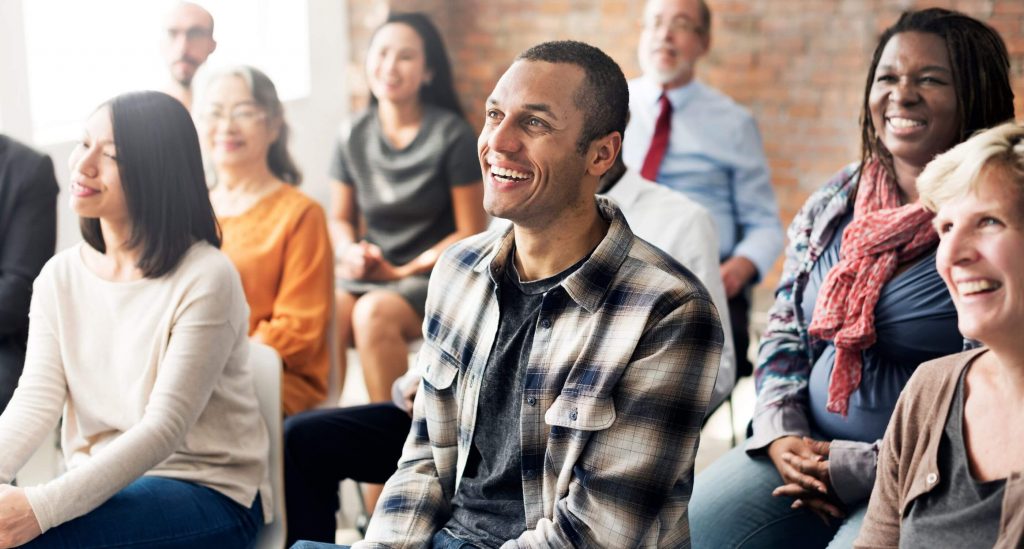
[801,211,961,442]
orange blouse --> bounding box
[219,185,334,415]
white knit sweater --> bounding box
[0,242,270,532]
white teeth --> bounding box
[888,117,925,129]
[491,166,530,180]
[957,279,1002,295]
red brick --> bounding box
[347,0,1024,251]
[994,1,1024,14]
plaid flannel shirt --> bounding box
[358,197,723,548]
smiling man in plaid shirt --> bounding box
[296,40,723,549]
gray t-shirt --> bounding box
[329,104,480,266]
[445,255,586,548]
[901,364,1006,548]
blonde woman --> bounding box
[857,122,1024,548]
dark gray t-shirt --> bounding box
[444,255,585,548]
[329,104,480,266]
[901,364,1006,548]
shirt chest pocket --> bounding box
[419,342,460,391]
[544,393,616,431]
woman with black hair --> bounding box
[330,12,488,403]
[690,8,1015,548]
[0,91,268,547]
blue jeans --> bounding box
[690,444,866,549]
[291,528,479,549]
[23,476,263,548]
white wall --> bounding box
[2,0,350,252]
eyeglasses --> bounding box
[199,108,267,126]
[166,26,213,42]
[642,16,705,36]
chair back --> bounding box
[320,303,342,409]
[250,341,287,548]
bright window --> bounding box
[22,0,310,144]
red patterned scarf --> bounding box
[809,160,938,416]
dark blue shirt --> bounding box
[801,211,961,442]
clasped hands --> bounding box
[767,435,846,525]
[336,241,409,282]
[0,484,41,548]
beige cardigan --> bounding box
[856,348,1024,548]
[0,242,270,532]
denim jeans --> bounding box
[291,528,479,549]
[22,476,263,548]
[690,444,867,549]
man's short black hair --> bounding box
[516,40,629,154]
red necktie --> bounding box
[640,93,672,181]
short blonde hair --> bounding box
[917,122,1024,212]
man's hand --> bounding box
[767,436,845,524]
[0,485,41,548]
[720,256,758,298]
[401,381,419,416]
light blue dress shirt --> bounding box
[623,77,783,278]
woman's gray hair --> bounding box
[201,65,302,185]
[917,122,1024,213]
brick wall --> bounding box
[346,0,1024,290]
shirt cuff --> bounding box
[828,439,879,506]
[746,404,811,455]
[732,240,781,283]
[24,485,53,533]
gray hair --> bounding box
[201,65,302,185]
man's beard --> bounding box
[172,58,199,87]
[638,45,693,86]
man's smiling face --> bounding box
[478,60,591,228]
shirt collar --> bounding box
[472,197,634,314]
[637,76,702,111]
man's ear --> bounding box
[586,132,622,178]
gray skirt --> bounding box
[337,274,430,317]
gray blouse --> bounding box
[329,104,481,267]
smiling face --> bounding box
[197,74,278,171]
[637,0,708,89]
[68,107,129,225]
[869,31,959,172]
[366,22,432,107]
[161,3,216,87]
[479,60,599,228]
[935,164,1024,346]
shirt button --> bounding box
[540,318,552,329]
[569,409,578,421]
[926,473,937,484]
[526,396,537,406]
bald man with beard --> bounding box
[161,2,217,110]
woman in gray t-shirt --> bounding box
[329,13,486,403]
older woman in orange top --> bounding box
[198,66,333,415]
